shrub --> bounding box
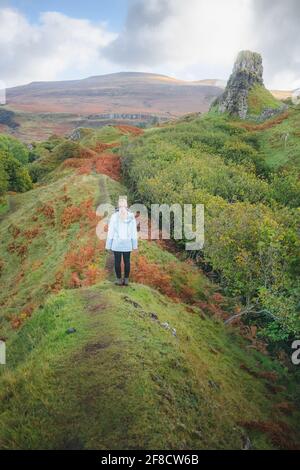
[28,162,55,182]
[0,164,8,197]
[0,134,29,164]
[53,141,81,161]
[0,150,32,192]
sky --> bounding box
[0,0,299,89]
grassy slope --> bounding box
[2,281,299,450]
[231,106,300,169]
[247,84,282,117]
[255,109,300,169]
[0,126,300,450]
[0,170,104,336]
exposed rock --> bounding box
[150,312,159,320]
[258,105,287,122]
[68,127,92,141]
[160,321,177,336]
[66,327,77,334]
[242,435,252,450]
[214,50,283,120]
[122,295,142,309]
[208,379,220,390]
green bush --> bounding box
[0,150,32,192]
[42,135,65,152]
[120,112,300,344]
[28,162,55,183]
[0,134,29,164]
[0,164,8,197]
[270,170,300,208]
[53,140,81,161]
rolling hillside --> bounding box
[0,122,299,450]
[0,71,291,143]
[0,72,223,142]
[6,72,223,116]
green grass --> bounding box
[256,109,300,169]
[248,84,282,117]
[1,166,299,449]
[0,171,104,338]
[1,122,300,450]
[0,196,9,216]
[1,283,299,449]
[79,126,125,147]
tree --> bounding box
[53,141,81,161]
[0,134,29,164]
[0,164,8,197]
[0,150,32,192]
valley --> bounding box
[0,53,299,450]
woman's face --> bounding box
[119,198,127,209]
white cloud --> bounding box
[104,0,255,81]
[1,1,299,90]
[251,0,300,90]
[104,0,300,89]
[0,8,117,87]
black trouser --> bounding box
[113,251,131,279]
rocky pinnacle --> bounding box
[216,50,264,119]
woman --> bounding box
[105,197,138,286]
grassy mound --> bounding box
[248,84,282,117]
[1,283,299,450]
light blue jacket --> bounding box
[105,210,138,252]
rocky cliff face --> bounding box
[215,50,281,119]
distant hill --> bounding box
[1,71,291,142]
[271,89,292,101]
[6,72,223,116]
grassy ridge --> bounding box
[1,283,299,449]
[0,124,299,450]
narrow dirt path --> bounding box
[95,173,117,280]
[0,195,18,223]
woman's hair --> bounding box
[118,196,128,208]
[118,196,128,219]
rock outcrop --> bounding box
[215,50,283,120]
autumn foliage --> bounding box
[240,420,299,450]
[95,153,121,180]
[94,142,119,153]
[64,243,105,288]
[10,303,35,329]
[37,203,55,222]
[115,125,144,136]
[236,111,289,131]
[61,205,82,228]
[131,255,177,298]
[63,153,121,180]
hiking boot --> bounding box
[124,277,129,286]
[115,278,123,286]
